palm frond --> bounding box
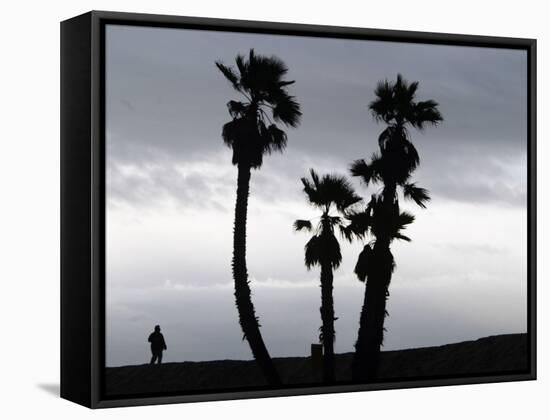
[235,53,248,81]
[339,223,364,243]
[377,127,393,150]
[412,100,444,129]
[321,174,362,212]
[403,182,431,208]
[350,159,371,183]
[327,215,343,226]
[341,209,371,242]
[301,221,343,269]
[249,51,288,81]
[370,80,395,124]
[221,117,264,167]
[227,100,248,118]
[407,80,419,99]
[298,171,358,271]
[272,92,302,127]
[215,62,240,91]
[390,209,416,243]
[350,156,382,186]
[261,124,288,154]
[221,119,240,148]
[304,235,322,269]
[354,244,373,282]
[394,74,418,109]
[300,169,321,207]
[294,219,313,232]
[323,230,343,269]
[397,211,415,228]
[277,80,295,88]
[395,233,411,242]
[398,138,420,174]
[218,49,301,170]
[377,125,409,150]
[339,224,356,242]
[369,74,443,131]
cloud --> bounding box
[106,25,527,207]
[107,148,236,212]
[413,141,527,206]
[106,143,526,224]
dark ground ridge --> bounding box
[105,333,527,396]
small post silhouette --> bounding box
[148,325,167,365]
[311,343,323,369]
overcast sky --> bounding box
[105,24,527,367]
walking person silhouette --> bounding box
[148,325,167,364]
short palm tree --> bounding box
[349,74,442,381]
[294,169,362,383]
[216,49,301,386]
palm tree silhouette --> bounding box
[294,169,362,383]
[348,74,442,381]
[216,49,302,386]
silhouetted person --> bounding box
[148,325,167,364]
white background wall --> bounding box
[0,0,546,418]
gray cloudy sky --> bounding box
[105,24,527,367]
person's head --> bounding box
[154,325,161,332]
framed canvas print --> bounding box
[60,11,536,408]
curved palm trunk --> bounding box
[353,184,396,382]
[320,261,336,383]
[352,242,393,381]
[232,163,281,386]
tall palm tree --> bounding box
[294,169,362,383]
[216,49,302,386]
[348,74,442,382]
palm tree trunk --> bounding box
[320,261,336,383]
[353,183,397,382]
[232,162,281,386]
[352,242,393,382]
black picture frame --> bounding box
[60,10,537,409]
